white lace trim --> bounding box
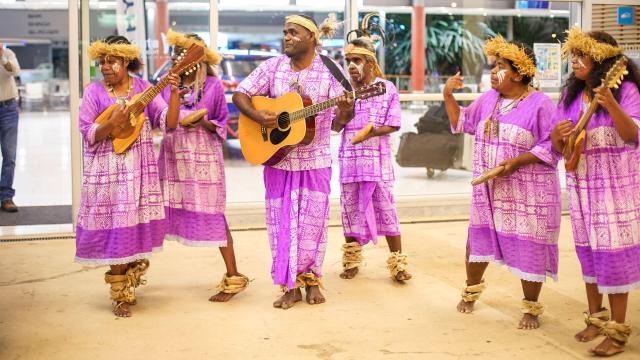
[582,277,640,294]
[468,255,557,282]
[74,246,163,266]
[165,234,227,248]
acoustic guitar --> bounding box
[95,44,205,154]
[239,81,387,166]
[562,57,628,171]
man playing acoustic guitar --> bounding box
[233,15,354,309]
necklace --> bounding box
[106,78,133,105]
[484,87,531,137]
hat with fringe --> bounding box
[561,26,623,63]
[166,29,221,65]
[87,41,141,61]
[483,35,537,78]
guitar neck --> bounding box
[574,97,599,133]
[130,76,170,115]
[289,91,355,121]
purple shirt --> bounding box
[338,78,401,183]
[236,54,345,171]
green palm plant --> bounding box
[427,17,496,76]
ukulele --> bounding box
[95,44,205,154]
[238,81,387,166]
[563,57,628,171]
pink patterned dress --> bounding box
[236,54,345,290]
[158,75,229,246]
[76,78,167,265]
[338,78,401,245]
[552,81,640,293]
[453,89,561,282]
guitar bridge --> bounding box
[261,126,268,142]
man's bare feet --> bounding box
[457,299,475,314]
[273,289,302,310]
[394,270,412,282]
[575,324,602,342]
[113,302,131,317]
[340,267,359,279]
[209,291,237,302]
[589,338,625,357]
[518,313,540,330]
[305,285,325,305]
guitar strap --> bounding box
[320,54,353,92]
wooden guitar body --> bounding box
[238,92,315,166]
[95,92,146,154]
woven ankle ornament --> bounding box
[342,242,363,270]
[461,281,487,302]
[386,251,408,277]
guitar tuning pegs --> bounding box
[623,70,629,75]
[613,84,619,89]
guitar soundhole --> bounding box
[269,127,291,145]
[277,112,290,130]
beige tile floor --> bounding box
[0,219,638,359]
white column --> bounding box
[69,0,82,225]
[345,0,359,40]
[210,0,218,50]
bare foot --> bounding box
[306,285,326,305]
[273,289,302,310]
[518,313,540,330]
[394,271,412,282]
[457,299,475,314]
[113,302,131,317]
[589,338,624,357]
[575,324,602,342]
[209,291,238,303]
[340,267,359,279]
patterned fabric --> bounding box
[453,89,561,282]
[264,166,331,290]
[235,54,345,171]
[338,78,401,183]
[338,79,401,244]
[158,76,229,246]
[553,81,640,294]
[75,78,167,265]
[340,181,400,245]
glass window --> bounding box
[0,0,72,230]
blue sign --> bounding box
[618,6,635,26]
[515,1,550,10]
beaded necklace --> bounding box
[484,87,531,137]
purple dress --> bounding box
[75,78,167,265]
[453,89,561,282]
[236,54,344,290]
[552,81,640,294]
[158,76,229,246]
[338,78,401,245]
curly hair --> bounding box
[561,31,640,110]
[103,35,143,72]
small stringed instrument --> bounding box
[239,81,387,166]
[95,44,205,154]
[562,57,629,171]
